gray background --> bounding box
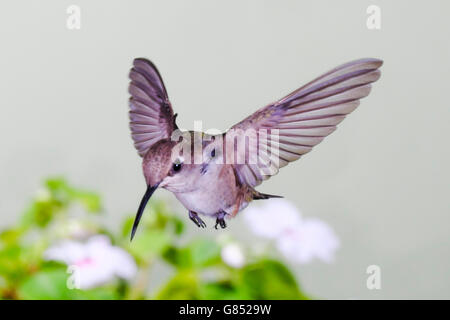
[0,0,449,299]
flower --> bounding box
[244,198,339,264]
[243,198,302,239]
[276,218,339,264]
[44,235,137,289]
[221,243,245,268]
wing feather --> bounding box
[228,58,383,187]
[128,58,176,157]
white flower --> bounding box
[243,198,302,239]
[276,218,339,264]
[244,199,339,264]
[221,243,245,268]
[44,235,137,289]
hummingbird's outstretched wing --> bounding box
[128,58,177,157]
[228,58,383,187]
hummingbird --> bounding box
[128,57,382,239]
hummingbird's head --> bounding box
[131,138,200,240]
[142,139,178,187]
[130,139,176,240]
[142,138,202,192]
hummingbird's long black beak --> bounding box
[130,184,158,241]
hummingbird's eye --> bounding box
[172,162,182,172]
[210,149,216,158]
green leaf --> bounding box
[171,216,185,235]
[68,189,101,213]
[0,228,23,246]
[199,282,252,300]
[161,239,221,269]
[0,245,25,281]
[189,239,221,268]
[154,270,199,300]
[19,177,103,229]
[127,230,171,262]
[121,216,134,239]
[18,269,72,300]
[73,286,118,300]
[240,259,308,300]
[45,177,67,192]
[20,198,62,228]
[161,246,192,269]
[18,268,120,300]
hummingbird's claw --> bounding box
[189,211,206,228]
[214,218,227,229]
[214,211,227,229]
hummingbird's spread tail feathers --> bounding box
[252,191,283,200]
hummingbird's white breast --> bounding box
[173,164,246,217]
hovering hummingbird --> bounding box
[128,57,382,239]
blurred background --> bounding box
[0,0,449,299]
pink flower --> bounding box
[44,235,137,289]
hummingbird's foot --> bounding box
[214,211,227,229]
[189,211,206,228]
